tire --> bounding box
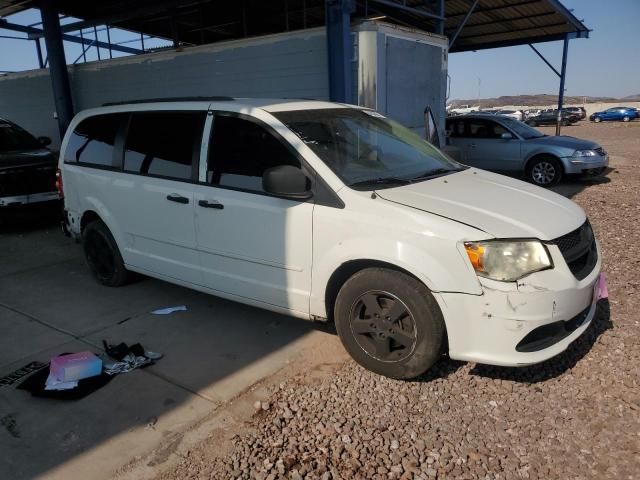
[594,117,602,123]
[526,120,537,127]
[82,220,130,286]
[334,268,445,379]
[561,120,569,126]
[527,155,563,187]
[623,116,630,122]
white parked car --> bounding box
[59,98,602,379]
[448,104,480,115]
[494,109,524,121]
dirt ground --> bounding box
[144,121,640,480]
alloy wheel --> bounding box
[349,291,417,362]
[531,161,557,186]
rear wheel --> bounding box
[527,155,563,187]
[82,220,130,286]
[334,268,445,379]
[623,116,630,122]
[594,117,602,123]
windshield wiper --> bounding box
[410,167,464,182]
[349,177,412,188]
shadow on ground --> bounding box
[0,206,325,479]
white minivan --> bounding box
[59,98,602,379]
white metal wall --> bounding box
[0,28,329,148]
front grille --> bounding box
[594,147,606,156]
[547,221,598,281]
[0,165,57,197]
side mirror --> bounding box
[262,165,312,200]
[38,136,52,147]
[500,132,514,140]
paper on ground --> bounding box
[151,305,187,315]
[45,373,78,391]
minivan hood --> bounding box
[531,135,599,150]
[375,169,585,240]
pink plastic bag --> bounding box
[595,273,609,301]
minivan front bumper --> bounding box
[436,242,602,367]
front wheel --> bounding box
[334,268,445,379]
[527,156,563,187]
[82,220,130,286]
[526,120,537,126]
[622,116,630,122]
[594,117,602,123]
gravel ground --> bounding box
[158,122,640,480]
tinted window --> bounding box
[447,119,467,138]
[64,114,123,166]
[207,115,300,192]
[124,112,205,180]
[0,121,40,152]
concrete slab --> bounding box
[0,257,205,337]
[0,222,331,480]
[84,296,317,403]
[0,305,71,369]
[0,340,216,480]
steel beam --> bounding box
[368,0,444,20]
[39,1,74,138]
[0,19,143,54]
[34,38,44,67]
[556,34,569,136]
[529,43,560,77]
[326,0,354,103]
[449,0,479,49]
[435,0,445,35]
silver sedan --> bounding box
[445,115,608,187]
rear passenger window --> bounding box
[124,111,206,181]
[64,114,123,166]
[207,115,301,192]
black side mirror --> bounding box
[262,165,312,200]
[38,136,52,147]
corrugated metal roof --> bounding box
[0,0,589,52]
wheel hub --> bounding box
[532,161,556,185]
[349,291,417,362]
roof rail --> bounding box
[102,96,235,106]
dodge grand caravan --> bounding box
[59,98,603,379]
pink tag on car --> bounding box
[595,273,609,301]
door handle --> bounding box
[166,193,189,204]
[198,199,224,210]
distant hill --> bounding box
[622,94,640,101]
[449,94,624,108]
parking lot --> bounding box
[1,121,639,480]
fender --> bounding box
[309,235,483,319]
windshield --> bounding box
[274,108,463,189]
[0,121,40,152]
[499,117,545,139]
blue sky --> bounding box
[449,0,640,100]
[1,1,638,99]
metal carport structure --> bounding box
[0,0,589,137]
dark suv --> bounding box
[565,106,587,120]
[0,119,58,208]
[526,110,578,127]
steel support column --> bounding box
[34,38,44,68]
[435,0,445,35]
[556,34,569,136]
[326,0,354,103]
[39,0,74,138]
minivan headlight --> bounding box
[463,240,553,282]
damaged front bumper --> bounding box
[436,241,602,367]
